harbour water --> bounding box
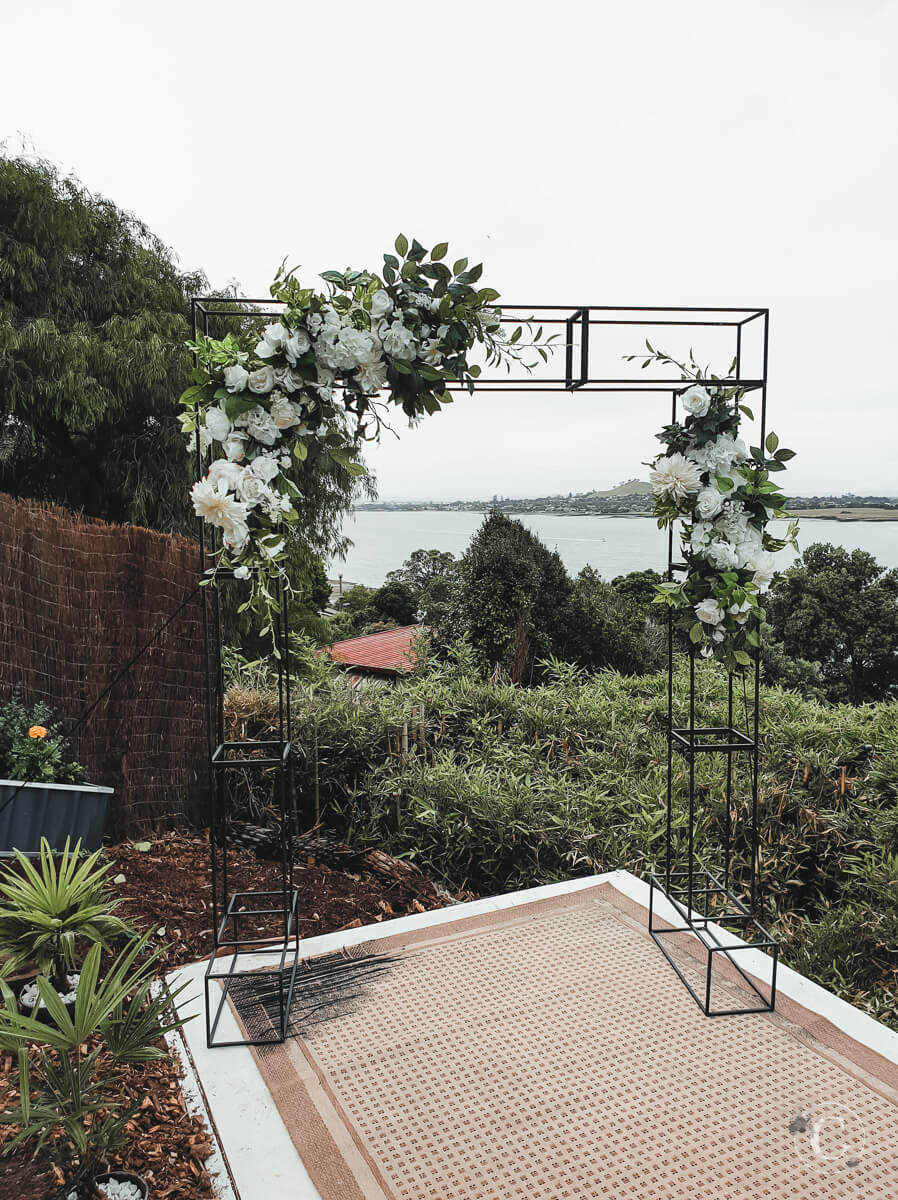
[331,511,898,587]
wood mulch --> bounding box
[0,829,452,1198]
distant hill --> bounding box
[585,479,653,498]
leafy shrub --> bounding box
[227,647,898,1028]
[0,692,85,785]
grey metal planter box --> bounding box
[0,779,113,856]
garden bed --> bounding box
[0,831,450,1197]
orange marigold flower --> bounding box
[28,725,47,739]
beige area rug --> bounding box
[230,884,898,1200]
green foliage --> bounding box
[0,936,189,1192]
[386,548,459,626]
[611,569,665,613]
[759,620,827,701]
[441,512,573,682]
[231,655,898,1027]
[370,581,417,626]
[0,154,206,530]
[767,543,898,703]
[0,838,130,990]
[334,580,418,635]
[0,691,85,784]
[565,567,666,675]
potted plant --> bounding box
[0,692,113,854]
[0,935,190,1198]
[0,837,130,1017]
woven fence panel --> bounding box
[0,493,208,839]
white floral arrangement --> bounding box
[180,236,552,633]
[636,345,798,669]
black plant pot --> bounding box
[93,1170,150,1199]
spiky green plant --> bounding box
[0,838,131,992]
[0,935,190,1197]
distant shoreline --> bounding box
[358,505,898,523]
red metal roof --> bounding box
[325,625,425,675]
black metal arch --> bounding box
[193,298,776,1047]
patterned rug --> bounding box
[228,883,898,1200]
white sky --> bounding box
[2,0,896,500]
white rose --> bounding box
[370,290,393,319]
[236,468,272,509]
[747,550,777,590]
[207,459,242,491]
[247,366,275,394]
[233,564,251,580]
[222,519,249,552]
[695,486,724,520]
[255,323,289,359]
[306,312,324,336]
[251,454,281,483]
[204,406,232,442]
[261,538,285,558]
[681,384,711,418]
[273,366,304,393]
[285,329,311,365]
[223,364,249,393]
[695,597,725,625]
[238,405,280,446]
[728,599,753,624]
[270,397,302,430]
[224,433,246,461]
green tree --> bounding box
[611,568,664,612]
[767,543,898,703]
[565,567,665,675]
[386,548,458,625]
[443,512,573,682]
[0,154,370,644]
[0,154,205,530]
[371,580,417,626]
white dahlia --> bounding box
[649,453,703,503]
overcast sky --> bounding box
[3,1,896,499]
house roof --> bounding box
[325,624,425,675]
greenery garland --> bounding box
[180,237,552,640]
[636,345,799,670]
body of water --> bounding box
[330,511,898,587]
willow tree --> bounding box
[0,155,364,616]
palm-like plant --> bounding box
[0,838,130,993]
[0,934,190,1198]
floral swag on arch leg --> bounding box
[636,345,799,671]
[180,236,554,636]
